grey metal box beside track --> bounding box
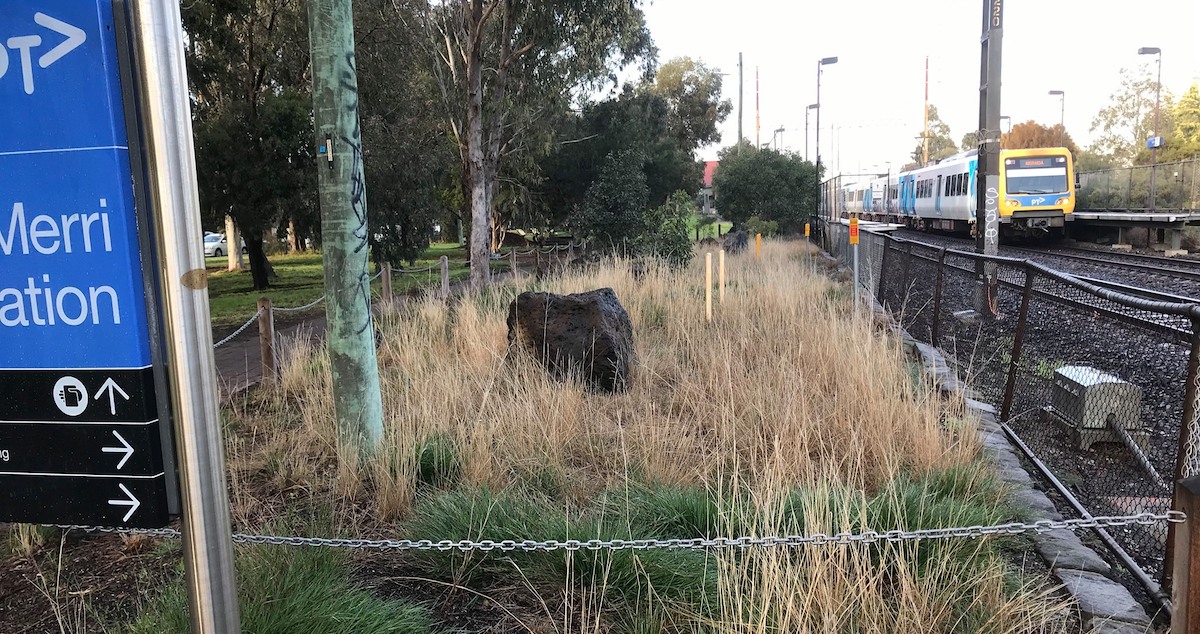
[1050,366,1144,450]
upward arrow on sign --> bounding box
[95,378,130,415]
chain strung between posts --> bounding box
[273,295,327,313]
[52,511,1184,552]
[212,308,264,349]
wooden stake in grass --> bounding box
[510,250,518,277]
[755,233,762,261]
[380,262,393,305]
[258,297,277,387]
[440,255,450,300]
[719,249,726,304]
[705,252,713,322]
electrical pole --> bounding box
[923,56,930,165]
[738,52,744,152]
[309,0,385,457]
[976,0,1003,316]
[755,66,760,148]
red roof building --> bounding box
[703,160,719,187]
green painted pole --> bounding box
[309,0,384,457]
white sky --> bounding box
[639,0,1200,175]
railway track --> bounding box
[889,229,1200,293]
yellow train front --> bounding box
[998,147,1075,237]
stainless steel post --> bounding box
[126,1,241,631]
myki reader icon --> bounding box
[53,376,88,416]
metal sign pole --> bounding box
[976,0,1003,315]
[125,1,240,631]
[850,216,860,308]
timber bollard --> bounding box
[380,261,393,304]
[439,256,450,299]
[257,297,277,387]
[1172,475,1200,633]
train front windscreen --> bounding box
[1004,156,1069,195]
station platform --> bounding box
[1072,210,1200,225]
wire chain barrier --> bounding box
[212,307,263,349]
[51,511,1182,552]
[273,295,327,314]
[391,264,438,274]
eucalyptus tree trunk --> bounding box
[463,0,490,286]
[309,0,384,457]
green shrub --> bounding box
[128,545,435,634]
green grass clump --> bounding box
[415,434,462,488]
[127,545,435,634]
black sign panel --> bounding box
[0,368,170,528]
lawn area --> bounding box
[688,213,732,240]
[206,243,493,328]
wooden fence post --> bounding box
[439,255,450,300]
[510,250,518,276]
[257,297,277,387]
[1172,475,1200,633]
[380,261,392,305]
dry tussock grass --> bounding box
[222,239,1072,632]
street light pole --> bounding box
[815,56,837,220]
[1138,47,1162,210]
[805,104,818,162]
[775,126,785,151]
[1049,90,1065,147]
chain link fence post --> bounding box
[1167,320,1200,588]
[257,297,277,388]
[931,247,947,347]
[876,235,891,305]
[1171,476,1200,634]
[1000,266,1035,421]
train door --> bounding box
[935,175,943,215]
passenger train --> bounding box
[835,147,1076,238]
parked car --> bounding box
[203,233,246,257]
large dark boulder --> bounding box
[506,288,635,393]
[724,230,749,254]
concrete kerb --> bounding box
[856,278,1155,631]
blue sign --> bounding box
[0,2,172,528]
[1147,136,1164,149]
[0,2,152,370]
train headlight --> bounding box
[1055,197,1070,206]
[1005,199,1020,208]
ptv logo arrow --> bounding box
[0,12,87,95]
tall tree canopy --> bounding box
[357,0,458,265]
[649,57,733,154]
[911,105,957,165]
[1089,65,1175,166]
[183,0,313,289]
[418,0,656,285]
[712,146,818,234]
[1001,120,1080,156]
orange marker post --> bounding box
[755,233,762,261]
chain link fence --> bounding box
[1078,156,1200,211]
[820,219,1200,605]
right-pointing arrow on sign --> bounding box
[108,483,140,523]
[101,430,134,470]
[34,13,86,69]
